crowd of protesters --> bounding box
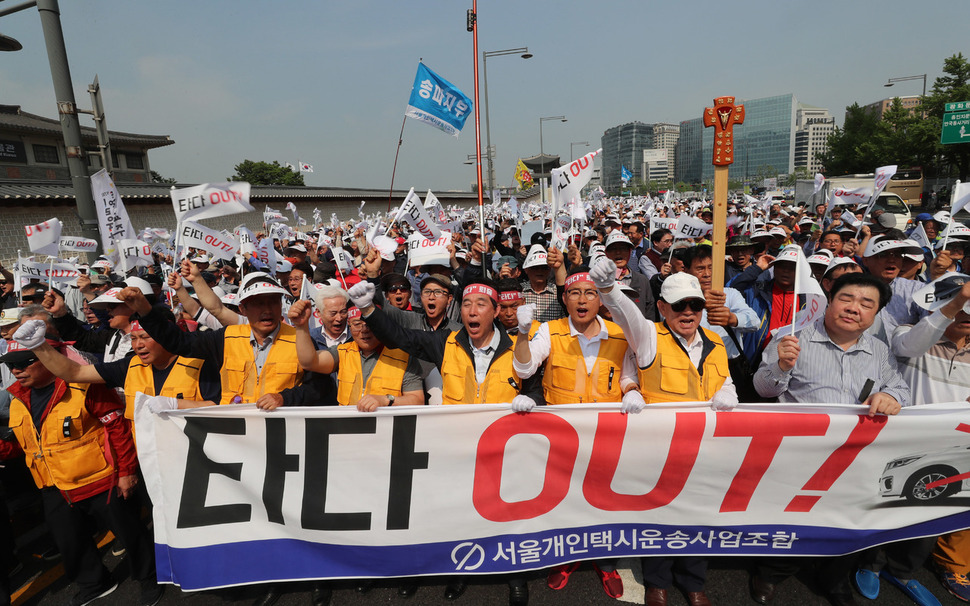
[0,193,967,606]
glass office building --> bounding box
[675,94,798,184]
[601,122,653,192]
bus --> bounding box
[886,167,924,207]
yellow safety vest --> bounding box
[542,318,628,404]
[336,343,409,406]
[220,323,303,404]
[440,331,519,405]
[8,383,114,491]
[123,356,206,420]
[639,324,730,403]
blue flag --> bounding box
[404,62,473,138]
[621,165,633,183]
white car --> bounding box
[879,445,970,503]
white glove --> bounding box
[13,319,46,350]
[516,303,536,335]
[711,391,738,411]
[589,257,618,290]
[347,282,376,310]
[620,390,646,414]
[135,392,178,415]
[511,394,536,412]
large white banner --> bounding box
[136,402,970,591]
[178,221,238,262]
[407,231,451,268]
[171,182,253,223]
[550,149,601,248]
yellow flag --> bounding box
[513,159,534,190]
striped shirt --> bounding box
[754,318,911,406]
[892,310,970,405]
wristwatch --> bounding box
[387,395,396,406]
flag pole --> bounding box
[469,0,489,278]
[941,180,960,252]
[387,116,408,213]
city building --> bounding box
[675,117,703,186]
[652,122,680,183]
[794,104,834,175]
[864,96,922,118]
[601,122,653,192]
[675,94,821,185]
[642,149,668,183]
[0,104,173,183]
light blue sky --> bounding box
[0,1,960,191]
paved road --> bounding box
[14,552,968,605]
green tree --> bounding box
[818,103,883,175]
[923,53,970,180]
[783,167,810,187]
[150,170,176,184]
[229,160,305,186]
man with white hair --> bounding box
[308,283,352,349]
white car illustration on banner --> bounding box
[880,445,970,503]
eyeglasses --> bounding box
[565,289,599,301]
[422,288,449,298]
[387,285,410,293]
[668,299,705,313]
[7,357,38,371]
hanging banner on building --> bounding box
[171,182,253,223]
[136,401,970,591]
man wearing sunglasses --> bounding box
[590,257,736,606]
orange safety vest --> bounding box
[220,323,303,404]
[123,356,206,420]
[8,384,114,491]
[440,331,519,404]
[541,318,628,404]
[336,343,409,406]
[638,323,730,403]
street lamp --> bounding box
[884,74,927,96]
[482,47,531,201]
[570,141,589,161]
[539,115,567,202]
[0,0,103,253]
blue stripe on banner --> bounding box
[158,512,970,590]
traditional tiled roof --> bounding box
[0,104,174,149]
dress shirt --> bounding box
[754,318,911,406]
[470,329,501,385]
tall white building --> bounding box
[795,104,834,175]
[652,122,680,182]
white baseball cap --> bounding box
[88,287,125,310]
[522,244,548,269]
[822,256,861,278]
[237,272,288,303]
[660,272,705,304]
[604,231,633,249]
[125,277,153,297]
[864,237,924,258]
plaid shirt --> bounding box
[523,281,565,323]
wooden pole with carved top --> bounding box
[703,97,744,291]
